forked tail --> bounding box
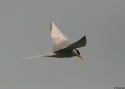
[22,53,55,60]
[22,55,44,60]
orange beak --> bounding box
[78,55,84,60]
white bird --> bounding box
[23,21,87,60]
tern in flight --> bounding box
[23,21,87,60]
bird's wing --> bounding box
[66,36,87,49]
[54,36,87,53]
[50,21,69,52]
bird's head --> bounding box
[73,49,84,60]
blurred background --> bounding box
[0,0,125,89]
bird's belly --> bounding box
[53,53,73,58]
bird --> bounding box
[23,21,87,60]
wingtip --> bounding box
[50,21,52,30]
[50,20,54,25]
[83,36,86,40]
[50,21,55,29]
[83,35,87,46]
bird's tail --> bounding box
[22,55,44,60]
[22,53,55,60]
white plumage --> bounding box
[23,21,87,60]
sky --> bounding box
[0,0,125,89]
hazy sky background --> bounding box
[0,0,125,89]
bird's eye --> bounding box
[74,49,80,55]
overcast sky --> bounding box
[0,0,125,89]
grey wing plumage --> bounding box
[67,36,87,49]
[50,21,69,52]
[54,36,87,53]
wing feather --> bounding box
[54,36,87,53]
[67,36,87,49]
[50,21,69,52]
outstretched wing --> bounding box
[50,21,69,52]
[67,36,87,49]
[54,36,87,53]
